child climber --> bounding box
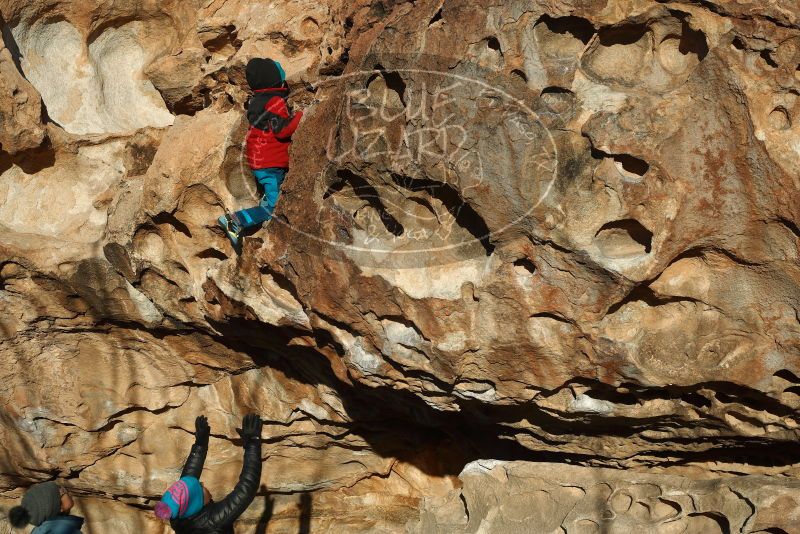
[154,414,263,533]
[218,58,304,250]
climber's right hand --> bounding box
[237,413,263,443]
[195,415,210,447]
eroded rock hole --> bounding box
[332,169,404,237]
[678,20,709,60]
[170,90,209,117]
[429,7,443,26]
[204,25,242,54]
[687,512,731,534]
[760,49,779,69]
[511,69,527,82]
[153,212,193,238]
[774,369,800,383]
[0,142,56,174]
[374,64,406,106]
[776,217,800,241]
[391,173,494,255]
[196,248,228,261]
[1,20,23,72]
[531,312,572,324]
[539,15,595,45]
[540,86,574,114]
[731,36,746,51]
[768,107,791,131]
[486,36,502,55]
[613,154,650,176]
[513,258,536,276]
[260,266,302,303]
[598,23,648,47]
[595,219,653,257]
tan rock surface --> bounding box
[1,0,799,532]
[416,460,800,534]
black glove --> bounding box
[195,415,210,447]
[237,414,262,443]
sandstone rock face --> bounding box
[1,0,798,532]
[417,461,800,533]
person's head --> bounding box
[8,481,72,528]
[246,58,285,90]
[153,477,206,522]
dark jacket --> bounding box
[170,438,262,534]
[245,85,303,169]
[31,515,84,533]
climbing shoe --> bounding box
[217,214,242,251]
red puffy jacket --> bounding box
[245,87,303,169]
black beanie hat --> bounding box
[9,481,61,527]
[246,58,285,90]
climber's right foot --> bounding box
[217,214,242,252]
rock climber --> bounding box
[154,414,263,533]
[218,58,304,251]
[8,481,85,533]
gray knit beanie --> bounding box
[9,481,61,527]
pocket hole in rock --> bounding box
[513,258,536,276]
[374,64,407,106]
[153,212,192,238]
[486,36,502,55]
[598,23,648,47]
[196,248,228,261]
[300,17,321,37]
[657,21,708,75]
[538,15,595,45]
[759,49,779,69]
[768,107,792,131]
[583,23,651,87]
[540,86,574,114]
[595,219,653,257]
[613,154,649,176]
[678,20,709,60]
[731,37,746,51]
[774,369,800,383]
[204,25,240,53]
[511,69,528,82]
[335,169,404,237]
[391,173,494,255]
[429,7,443,26]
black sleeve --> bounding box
[180,442,208,479]
[203,438,262,527]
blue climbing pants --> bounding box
[232,168,287,230]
